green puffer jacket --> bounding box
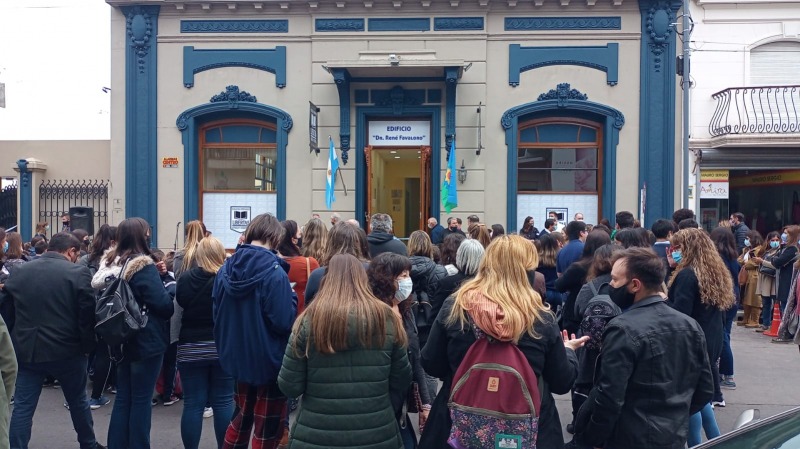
[278,310,412,449]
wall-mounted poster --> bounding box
[546,207,569,223]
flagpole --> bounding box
[330,135,348,196]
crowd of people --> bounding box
[0,206,797,449]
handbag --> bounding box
[759,264,776,277]
[737,265,748,286]
[95,259,148,347]
[406,381,423,414]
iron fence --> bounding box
[709,85,800,137]
[39,179,109,234]
[0,183,18,230]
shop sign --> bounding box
[368,120,430,146]
[700,169,729,199]
[230,206,251,233]
[730,170,800,188]
[162,157,179,168]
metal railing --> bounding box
[709,85,800,137]
[0,183,18,230]
[39,179,109,233]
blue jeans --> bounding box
[762,295,775,329]
[10,356,97,449]
[179,360,235,449]
[719,306,738,376]
[398,414,417,449]
[108,354,163,449]
[688,403,721,447]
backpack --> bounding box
[447,318,542,449]
[95,260,148,347]
[578,282,621,352]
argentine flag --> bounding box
[326,137,339,210]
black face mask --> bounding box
[450,226,458,231]
[296,237,303,248]
[608,283,636,310]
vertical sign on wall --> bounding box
[309,102,319,154]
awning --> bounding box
[324,50,465,80]
[698,147,800,170]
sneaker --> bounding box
[96,444,107,449]
[64,401,69,410]
[151,398,158,407]
[771,338,793,344]
[9,396,13,406]
[720,379,737,390]
[88,396,111,410]
[203,407,214,418]
[163,395,181,406]
[106,385,117,395]
[712,400,726,407]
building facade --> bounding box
[690,0,800,233]
[106,0,684,248]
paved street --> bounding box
[21,323,800,448]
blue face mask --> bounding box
[744,239,751,247]
[2,242,7,253]
[782,233,788,244]
[770,241,780,249]
[671,250,683,264]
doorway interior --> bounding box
[366,146,431,238]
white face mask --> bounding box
[396,278,413,302]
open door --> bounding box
[364,145,373,225]
[419,146,431,230]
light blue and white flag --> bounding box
[326,137,339,210]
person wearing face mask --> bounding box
[442,217,465,238]
[575,247,713,449]
[1,232,105,449]
[772,225,800,343]
[367,253,432,448]
[276,220,319,315]
[667,228,736,446]
[751,231,782,332]
[737,230,765,328]
[426,217,445,245]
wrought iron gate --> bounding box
[39,180,109,233]
[0,183,18,230]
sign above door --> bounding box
[368,120,430,146]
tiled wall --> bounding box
[203,193,277,248]
[517,194,599,231]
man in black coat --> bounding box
[366,213,408,258]
[729,212,750,254]
[575,248,713,449]
[1,233,104,449]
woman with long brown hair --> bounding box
[277,220,319,313]
[668,227,734,445]
[737,230,765,327]
[304,222,370,304]
[278,254,411,449]
[467,223,491,248]
[773,225,800,343]
[300,218,328,262]
[421,235,587,449]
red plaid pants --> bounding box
[223,381,287,449]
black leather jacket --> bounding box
[575,295,714,449]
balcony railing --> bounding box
[709,85,800,137]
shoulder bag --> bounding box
[95,259,148,348]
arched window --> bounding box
[516,118,602,225]
[201,120,278,191]
[750,41,800,86]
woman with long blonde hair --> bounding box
[278,254,411,449]
[174,220,208,279]
[300,218,328,262]
[176,237,234,449]
[667,227,734,446]
[421,235,587,449]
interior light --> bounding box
[390,150,397,154]
[394,156,401,159]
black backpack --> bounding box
[95,260,148,347]
[578,282,621,351]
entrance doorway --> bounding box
[365,146,431,238]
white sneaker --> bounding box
[203,407,213,418]
[712,400,726,408]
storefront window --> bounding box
[201,121,277,192]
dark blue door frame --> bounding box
[355,106,442,227]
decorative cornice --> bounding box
[537,83,588,107]
[508,43,619,86]
[505,16,621,30]
[180,20,288,33]
[368,17,430,31]
[210,85,257,104]
[642,0,681,61]
[315,18,365,32]
[177,100,293,132]
[501,99,624,131]
[433,17,484,31]
[125,6,158,74]
[183,46,287,88]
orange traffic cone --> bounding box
[763,301,782,337]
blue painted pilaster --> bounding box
[16,160,32,241]
[638,0,681,225]
[122,5,159,244]
[332,68,352,164]
[444,67,459,157]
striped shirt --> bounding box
[177,341,218,363]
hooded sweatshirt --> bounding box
[213,245,296,385]
[367,232,408,259]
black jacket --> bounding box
[367,232,408,259]
[429,271,470,325]
[773,245,798,305]
[555,260,589,334]
[0,252,96,363]
[575,296,714,449]
[176,267,216,343]
[410,256,448,346]
[732,222,751,254]
[667,268,724,361]
[421,298,578,449]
